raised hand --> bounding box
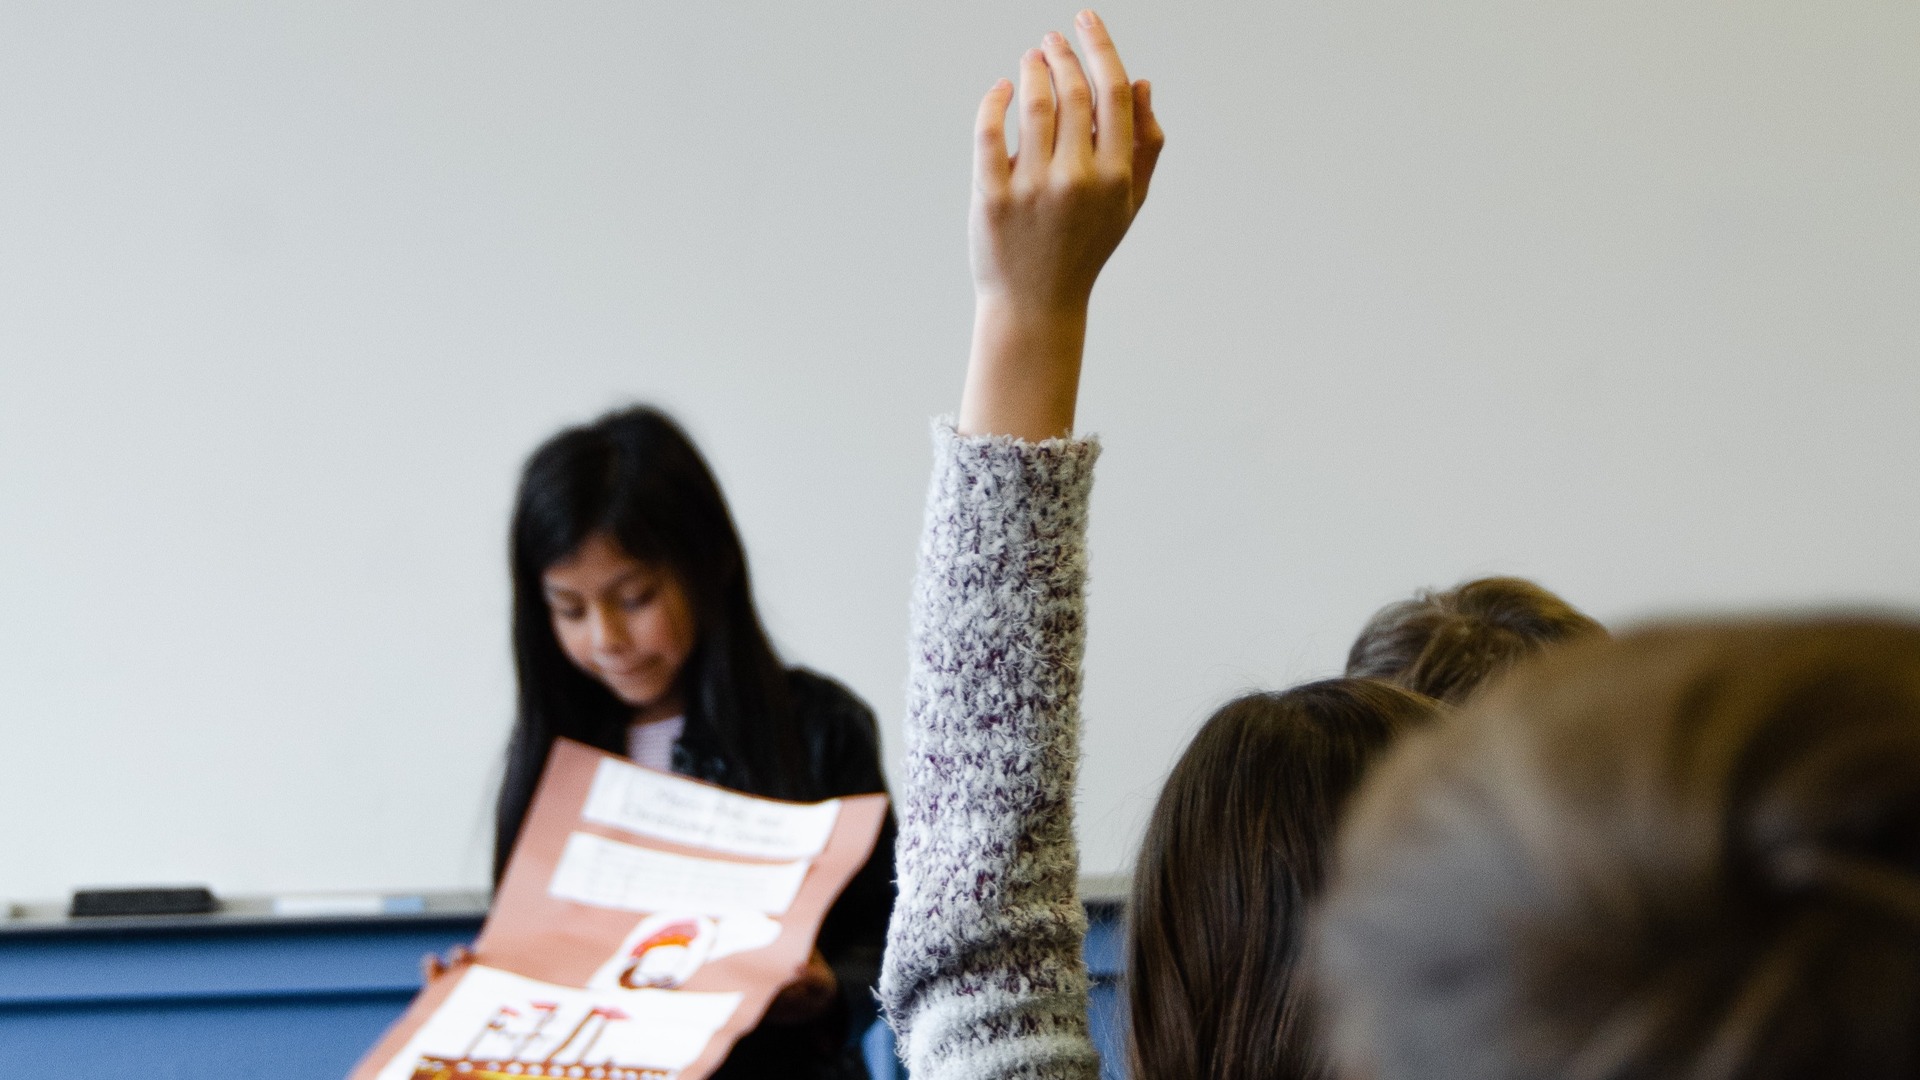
[959,10,1165,442]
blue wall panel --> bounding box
[0,905,1127,1079]
[0,993,414,1079]
[0,915,480,1079]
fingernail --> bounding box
[1077,10,1098,29]
[1044,30,1064,47]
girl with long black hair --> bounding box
[499,404,895,1080]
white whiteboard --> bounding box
[2,0,1916,902]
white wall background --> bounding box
[1,0,1915,903]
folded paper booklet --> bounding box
[353,737,889,1080]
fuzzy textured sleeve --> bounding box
[878,420,1102,1080]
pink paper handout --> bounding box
[351,738,888,1080]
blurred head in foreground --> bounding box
[1317,617,1920,1080]
[1346,576,1605,705]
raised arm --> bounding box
[880,12,1163,1080]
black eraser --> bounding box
[69,887,218,918]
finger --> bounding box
[1041,30,1093,167]
[974,79,1014,197]
[1131,79,1166,207]
[1012,47,1055,182]
[1073,10,1134,175]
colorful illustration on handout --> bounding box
[588,912,784,992]
[615,915,714,990]
[374,965,742,1080]
[405,1004,647,1079]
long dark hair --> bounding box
[1317,618,1920,1080]
[1127,678,1442,1080]
[494,405,804,882]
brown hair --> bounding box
[1345,576,1604,704]
[1128,679,1442,1080]
[1316,617,1920,1080]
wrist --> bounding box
[959,298,1089,442]
[972,290,1091,331]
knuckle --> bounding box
[1090,170,1131,201]
[1049,175,1107,207]
[1061,82,1094,111]
[1012,177,1057,210]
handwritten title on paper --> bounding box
[580,759,841,860]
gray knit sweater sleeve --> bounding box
[878,420,1102,1080]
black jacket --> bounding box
[671,668,898,1080]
